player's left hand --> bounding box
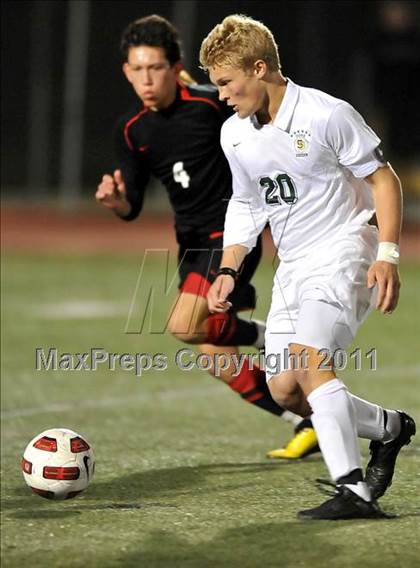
[367,261,400,314]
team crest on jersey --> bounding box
[291,130,311,157]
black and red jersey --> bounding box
[114,82,233,237]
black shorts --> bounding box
[177,231,262,311]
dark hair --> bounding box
[120,15,182,64]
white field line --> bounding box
[1,384,224,420]
[32,301,128,319]
[1,365,419,421]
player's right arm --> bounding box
[208,120,268,313]
[207,244,248,313]
[96,113,150,221]
[95,169,132,217]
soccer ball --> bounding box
[21,428,95,500]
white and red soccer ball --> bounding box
[21,428,95,500]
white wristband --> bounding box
[376,242,400,265]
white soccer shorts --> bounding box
[264,224,378,380]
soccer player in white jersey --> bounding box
[200,15,416,520]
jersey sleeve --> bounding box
[325,102,387,178]
[221,124,268,251]
[114,116,151,221]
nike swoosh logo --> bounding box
[233,142,241,147]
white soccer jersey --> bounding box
[221,78,386,261]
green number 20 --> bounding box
[259,173,298,205]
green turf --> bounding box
[1,253,420,567]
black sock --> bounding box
[251,393,286,416]
[228,365,285,417]
[294,417,313,433]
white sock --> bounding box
[349,394,401,442]
[307,379,362,481]
[349,394,385,440]
[281,410,303,427]
[384,409,402,442]
[343,481,372,502]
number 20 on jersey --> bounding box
[259,173,298,205]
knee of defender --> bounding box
[170,330,201,344]
[167,324,202,344]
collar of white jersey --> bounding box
[250,78,299,132]
[272,78,299,131]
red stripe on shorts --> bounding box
[181,272,211,298]
[209,231,224,240]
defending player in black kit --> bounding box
[96,15,318,458]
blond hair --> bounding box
[200,14,281,72]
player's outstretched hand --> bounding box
[95,169,131,216]
[208,275,235,313]
[367,261,400,314]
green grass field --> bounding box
[1,253,420,567]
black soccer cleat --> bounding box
[365,411,416,500]
[298,484,393,521]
